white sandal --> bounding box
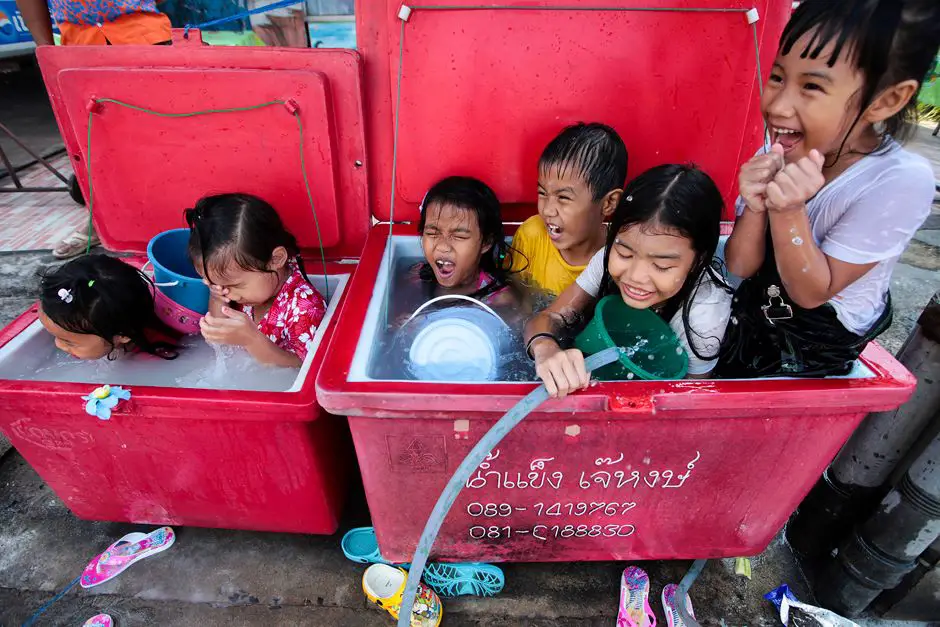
[53,229,100,259]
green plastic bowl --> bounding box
[575,294,689,381]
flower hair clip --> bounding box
[58,288,73,304]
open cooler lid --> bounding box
[37,32,369,260]
[358,0,792,223]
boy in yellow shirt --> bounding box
[511,123,627,295]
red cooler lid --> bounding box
[37,33,369,260]
[358,0,792,222]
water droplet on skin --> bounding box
[802,267,809,273]
[792,236,803,246]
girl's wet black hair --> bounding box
[40,254,178,360]
[538,122,628,201]
[417,176,523,298]
[185,193,307,285]
[599,164,731,362]
[779,0,940,154]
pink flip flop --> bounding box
[82,614,113,627]
[80,527,175,589]
[618,566,656,627]
[662,583,696,627]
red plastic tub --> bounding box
[315,0,918,561]
[0,36,369,534]
[318,228,916,562]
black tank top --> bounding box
[715,228,891,378]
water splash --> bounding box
[196,342,238,386]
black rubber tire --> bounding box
[68,174,86,206]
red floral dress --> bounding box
[243,265,327,361]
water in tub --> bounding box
[368,257,552,381]
[0,332,298,392]
[360,238,875,383]
[0,274,349,391]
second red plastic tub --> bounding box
[0,37,370,534]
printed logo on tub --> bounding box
[10,418,94,451]
[386,435,447,472]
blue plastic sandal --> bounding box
[341,527,393,564]
[342,527,502,597]
[422,562,505,597]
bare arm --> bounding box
[768,208,876,309]
[765,151,877,309]
[524,281,595,353]
[725,208,768,278]
[15,0,54,46]
[524,282,597,398]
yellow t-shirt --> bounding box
[510,216,591,296]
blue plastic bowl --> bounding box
[146,228,210,315]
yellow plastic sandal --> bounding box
[363,564,443,627]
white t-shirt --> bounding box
[575,249,733,376]
[736,140,935,335]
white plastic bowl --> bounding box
[403,296,511,382]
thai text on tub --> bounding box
[34,0,939,390]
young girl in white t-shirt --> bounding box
[718,0,940,378]
[524,164,733,397]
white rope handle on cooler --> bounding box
[140,261,180,288]
[401,294,510,330]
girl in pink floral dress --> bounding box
[185,193,326,367]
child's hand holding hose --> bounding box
[530,337,591,399]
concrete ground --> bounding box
[1,108,939,624]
